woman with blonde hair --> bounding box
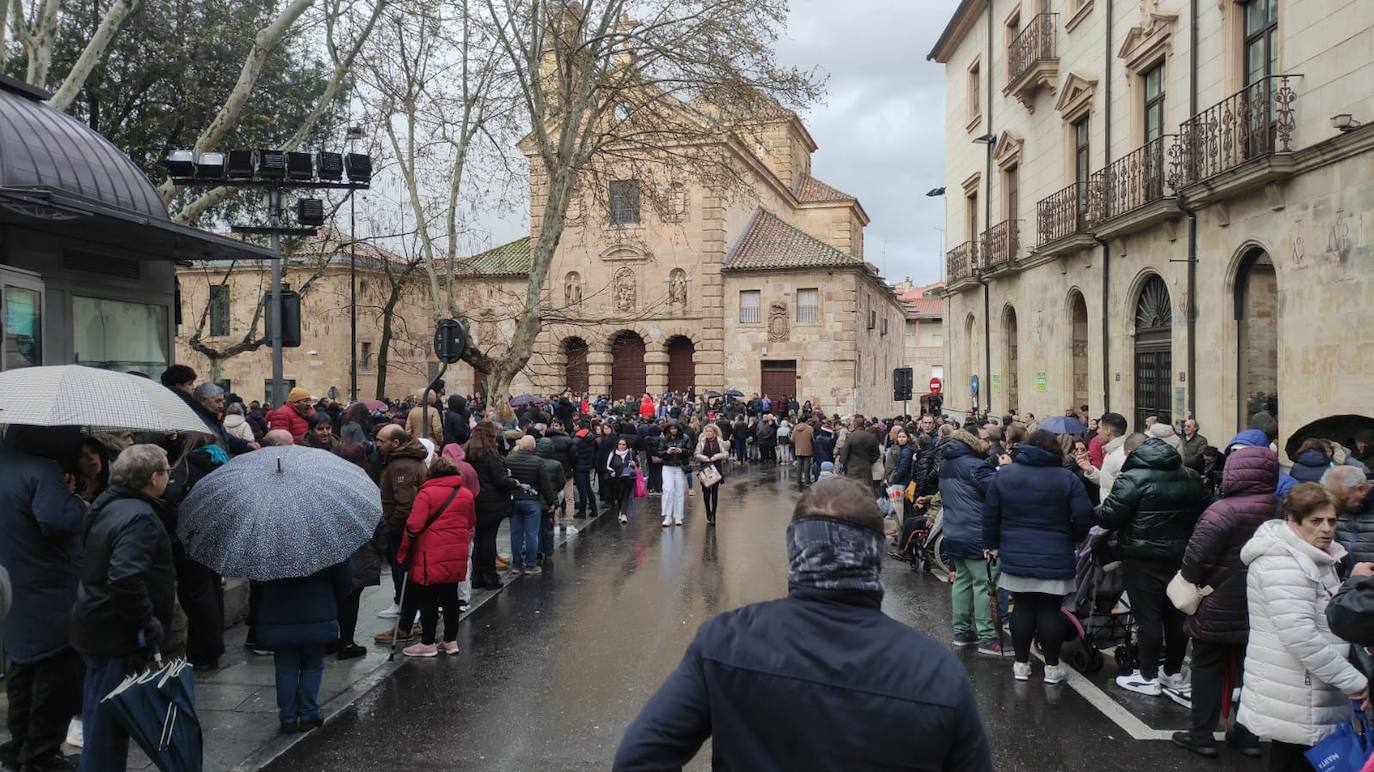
[694,424,730,524]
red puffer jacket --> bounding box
[397,474,475,585]
[267,404,310,442]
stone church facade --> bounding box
[451,111,910,416]
[930,0,1374,456]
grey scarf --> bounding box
[786,516,884,595]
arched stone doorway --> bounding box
[665,336,695,394]
[610,330,646,400]
[1069,291,1089,413]
[1002,305,1019,415]
[1133,274,1173,430]
[1235,249,1278,425]
[563,337,589,395]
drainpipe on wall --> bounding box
[1099,0,1113,413]
[984,0,994,417]
[1185,0,1199,419]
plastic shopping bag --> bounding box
[633,469,648,498]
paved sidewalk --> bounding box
[0,511,607,772]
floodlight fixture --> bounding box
[226,150,255,179]
[926,187,946,197]
[287,152,314,181]
[297,198,325,226]
[972,133,997,145]
[257,149,287,179]
[346,126,366,140]
[344,153,372,183]
[165,150,195,178]
[195,152,226,179]
[316,152,344,181]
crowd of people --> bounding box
[6,365,1374,770]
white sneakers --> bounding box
[1160,671,1191,693]
[618,513,629,525]
[376,603,401,619]
[1011,662,1066,684]
[1116,670,1163,696]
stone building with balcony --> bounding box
[929,0,1374,455]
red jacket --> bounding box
[268,404,311,442]
[639,396,655,419]
[397,474,475,585]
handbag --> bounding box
[698,463,722,488]
[1166,570,1213,615]
[633,469,648,498]
[1306,703,1374,772]
[904,481,919,503]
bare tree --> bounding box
[372,0,819,409]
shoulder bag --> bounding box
[1166,570,1213,615]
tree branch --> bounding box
[46,0,141,112]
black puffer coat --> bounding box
[1098,438,1212,563]
[470,452,518,526]
[1180,447,1279,643]
[1336,487,1374,565]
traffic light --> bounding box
[263,290,302,348]
[893,367,913,402]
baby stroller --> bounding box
[890,498,950,581]
[1051,527,1138,675]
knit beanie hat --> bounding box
[1249,411,1278,440]
[1147,422,1182,450]
[286,387,312,403]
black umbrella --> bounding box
[723,389,744,398]
[702,390,721,398]
[101,659,202,772]
[1284,414,1374,461]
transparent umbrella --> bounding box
[177,445,381,580]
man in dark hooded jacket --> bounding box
[614,478,990,771]
[443,394,471,447]
[0,426,86,772]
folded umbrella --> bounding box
[176,445,382,581]
[102,659,202,772]
[1038,415,1087,436]
[0,365,212,436]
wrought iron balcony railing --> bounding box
[981,220,1020,271]
[1169,74,1298,189]
[1008,13,1057,84]
[1036,182,1089,247]
[947,240,981,283]
[1088,135,1174,225]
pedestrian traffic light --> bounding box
[893,367,913,402]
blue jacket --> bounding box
[888,443,917,488]
[984,446,1094,580]
[613,587,991,771]
[1226,430,1298,497]
[938,436,997,561]
[256,561,353,649]
[1290,448,1332,484]
[0,448,86,663]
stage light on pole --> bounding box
[226,150,255,179]
[316,152,343,181]
[287,152,314,181]
[195,152,226,179]
[165,150,195,178]
[297,198,325,226]
[257,149,287,179]
[344,153,372,183]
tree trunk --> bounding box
[374,290,401,400]
[46,0,140,112]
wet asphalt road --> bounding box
[266,464,1265,771]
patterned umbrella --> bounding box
[0,365,212,435]
[177,445,382,580]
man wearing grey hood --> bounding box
[613,478,990,771]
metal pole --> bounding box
[269,187,285,406]
[350,189,358,402]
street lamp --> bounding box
[164,145,371,406]
[346,125,365,403]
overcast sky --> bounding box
[367,0,959,284]
[775,0,958,285]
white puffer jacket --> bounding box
[1238,519,1367,746]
